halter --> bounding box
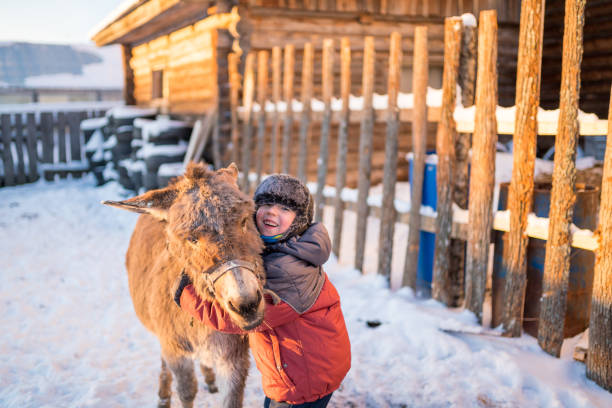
[203,259,261,295]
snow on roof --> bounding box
[88,0,146,40]
[80,117,109,131]
[158,162,186,177]
[106,106,157,119]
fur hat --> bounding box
[254,174,314,240]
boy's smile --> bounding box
[256,204,296,237]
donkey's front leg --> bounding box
[214,336,250,408]
[164,353,198,408]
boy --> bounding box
[175,174,351,408]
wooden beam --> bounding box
[501,0,545,338]
[332,37,351,257]
[586,85,612,392]
[465,10,498,323]
[354,36,375,273]
[432,17,462,306]
[377,32,402,280]
[403,26,428,289]
[538,0,586,358]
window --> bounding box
[152,69,164,99]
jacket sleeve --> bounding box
[179,284,301,332]
[179,284,246,334]
[275,222,331,266]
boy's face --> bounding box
[256,204,296,237]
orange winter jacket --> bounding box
[179,274,351,404]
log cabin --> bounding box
[91,0,611,185]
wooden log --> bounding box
[57,112,67,165]
[332,37,351,257]
[354,36,375,272]
[240,52,256,193]
[501,0,545,337]
[432,17,462,305]
[403,26,428,289]
[25,113,38,183]
[377,32,402,279]
[281,44,295,174]
[448,21,478,304]
[586,85,612,392]
[1,114,15,186]
[228,53,241,167]
[122,44,136,105]
[13,114,26,185]
[255,50,269,186]
[538,0,586,358]
[315,39,334,222]
[270,46,282,174]
[212,115,221,169]
[465,10,498,322]
[297,43,314,183]
[459,25,478,107]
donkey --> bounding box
[103,163,266,408]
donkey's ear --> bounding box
[217,162,239,181]
[102,187,178,221]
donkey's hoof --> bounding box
[207,384,219,394]
[157,397,171,408]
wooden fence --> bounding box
[0,109,107,186]
[231,1,612,392]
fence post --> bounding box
[378,32,402,279]
[403,26,429,289]
[14,114,26,185]
[270,46,282,174]
[228,53,241,167]
[25,113,38,183]
[501,0,545,337]
[432,18,462,305]
[58,112,67,166]
[240,52,256,193]
[354,36,375,273]
[315,39,334,223]
[297,43,314,183]
[1,114,15,186]
[465,10,498,322]
[281,44,295,174]
[332,37,351,257]
[538,0,586,357]
[586,85,612,392]
[449,20,478,304]
[255,50,269,186]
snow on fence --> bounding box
[231,3,612,392]
[0,102,116,186]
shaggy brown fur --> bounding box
[103,163,265,408]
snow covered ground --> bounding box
[2,176,611,407]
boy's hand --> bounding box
[172,272,192,307]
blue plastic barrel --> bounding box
[408,156,437,294]
[491,182,599,337]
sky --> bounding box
[0,0,128,44]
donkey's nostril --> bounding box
[227,300,239,313]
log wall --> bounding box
[131,24,218,114]
[541,0,612,118]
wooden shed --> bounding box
[91,0,522,158]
